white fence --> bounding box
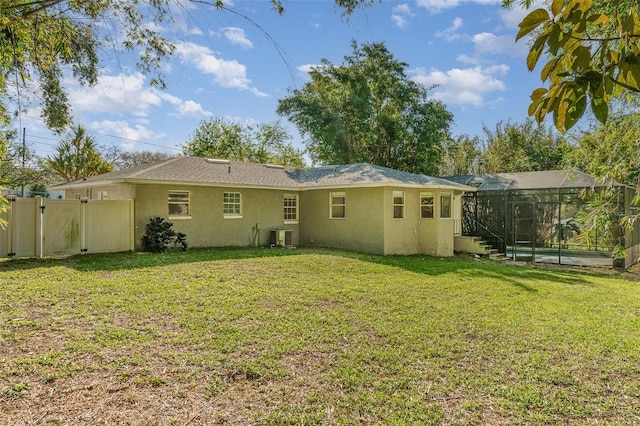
[0,198,134,258]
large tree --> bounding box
[0,0,372,133]
[439,135,482,176]
[48,125,113,181]
[479,119,570,174]
[568,110,640,187]
[505,0,640,132]
[277,41,453,176]
[182,118,305,167]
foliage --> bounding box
[140,216,187,253]
[568,110,640,187]
[0,0,372,132]
[566,110,640,255]
[504,0,640,132]
[100,145,175,170]
[47,125,113,182]
[182,118,305,167]
[439,135,482,176]
[0,129,53,192]
[2,249,640,423]
[277,41,453,175]
[479,119,570,173]
[27,183,49,198]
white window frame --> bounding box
[223,192,242,219]
[284,194,299,224]
[330,192,346,219]
[393,190,405,219]
[168,191,190,219]
[440,193,452,219]
[420,192,434,219]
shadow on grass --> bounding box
[0,246,611,289]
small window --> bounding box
[223,192,242,218]
[440,193,452,219]
[420,192,434,219]
[330,192,346,219]
[168,191,190,217]
[284,194,298,223]
[393,191,404,219]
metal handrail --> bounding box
[466,217,505,244]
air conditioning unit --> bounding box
[270,229,293,248]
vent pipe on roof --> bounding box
[228,166,231,173]
[206,158,230,164]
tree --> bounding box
[0,0,372,132]
[0,130,53,193]
[182,118,305,167]
[479,119,570,173]
[568,110,640,187]
[277,41,453,175]
[505,0,640,132]
[440,135,482,176]
[48,125,113,182]
[99,145,175,170]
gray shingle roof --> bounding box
[441,170,621,191]
[54,157,474,191]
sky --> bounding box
[18,0,547,161]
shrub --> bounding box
[141,217,187,253]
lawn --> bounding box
[1,248,639,425]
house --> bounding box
[54,157,475,256]
[442,170,640,267]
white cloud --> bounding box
[67,73,163,116]
[89,120,164,151]
[391,3,415,29]
[435,17,465,41]
[223,27,254,49]
[417,0,500,13]
[472,32,528,57]
[410,65,508,107]
[174,100,212,118]
[175,41,267,96]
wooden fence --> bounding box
[0,198,134,258]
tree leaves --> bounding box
[511,0,640,132]
[277,41,453,175]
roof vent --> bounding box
[264,164,285,169]
[206,158,230,164]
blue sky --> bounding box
[20,0,546,161]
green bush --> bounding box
[141,217,187,253]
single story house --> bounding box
[54,157,475,256]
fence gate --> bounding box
[0,198,134,258]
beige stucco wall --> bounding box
[133,184,299,250]
[65,184,135,200]
[299,187,386,254]
[63,182,470,256]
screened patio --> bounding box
[443,170,640,268]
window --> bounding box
[393,191,405,219]
[284,194,298,223]
[168,191,190,217]
[330,192,346,219]
[223,192,242,218]
[420,192,434,219]
[440,193,452,218]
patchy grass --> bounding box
[1,248,639,425]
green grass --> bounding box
[1,248,639,425]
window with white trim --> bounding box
[330,192,346,219]
[393,191,405,219]
[420,192,434,219]
[223,192,242,218]
[284,194,298,223]
[168,191,190,217]
[440,193,452,218]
